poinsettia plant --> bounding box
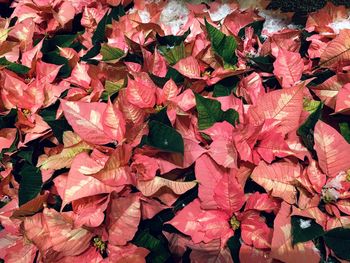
[1,0,350,262]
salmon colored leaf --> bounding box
[60,100,115,145]
[38,131,92,170]
[23,207,94,262]
[168,198,233,244]
[89,144,133,186]
[173,56,202,79]
[137,176,197,197]
[195,154,225,210]
[240,211,273,249]
[251,161,300,204]
[320,29,350,67]
[126,73,157,108]
[250,82,305,134]
[107,194,141,246]
[61,152,118,208]
[273,50,303,88]
[102,99,126,143]
[213,171,245,215]
[314,120,350,177]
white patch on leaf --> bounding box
[90,110,101,125]
[299,219,312,229]
[65,101,80,113]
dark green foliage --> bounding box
[195,93,239,130]
[40,102,73,144]
[140,109,184,154]
[339,122,350,143]
[0,108,17,128]
[324,228,350,260]
[156,29,190,46]
[268,0,350,14]
[297,102,323,152]
[0,57,30,75]
[18,164,42,206]
[227,229,241,263]
[291,216,325,245]
[205,19,238,67]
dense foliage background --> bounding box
[1,1,350,263]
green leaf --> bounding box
[205,19,237,66]
[195,93,223,130]
[291,216,325,245]
[173,186,198,213]
[16,148,34,165]
[249,56,275,73]
[41,34,77,53]
[238,20,264,38]
[81,43,101,62]
[101,44,124,61]
[133,229,171,263]
[324,227,350,260]
[158,43,186,65]
[18,164,42,206]
[133,229,164,251]
[47,119,73,144]
[141,120,184,154]
[42,51,71,78]
[0,57,30,74]
[222,109,239,126]
[213,84,231,97]
[150,68,184,87]
[92,5,125,45]
[195,93,239,130]
[0,108,17,128]
[297,102,323,152]
[0,131,18,160]
[105,80,124,95]
[227,229,241,263]
[40,103,73,143]
[149,107,172,127]
[92,12,109,45]
[156,29,190,46]
[339,122,350,143]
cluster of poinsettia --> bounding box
[1,0,350,262]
